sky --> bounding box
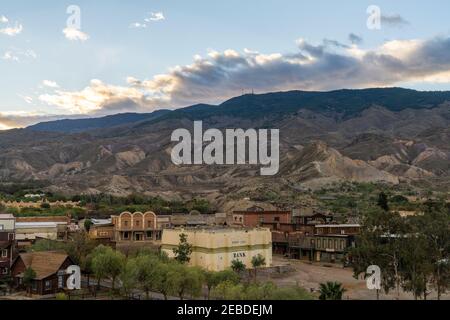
[1,0,450,129]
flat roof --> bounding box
[0,214,15,219]
[15,222,60,228]
[315,224,361,228]
[166,227,269,234]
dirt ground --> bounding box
[269,255,449,300]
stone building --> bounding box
[161,227,272,271]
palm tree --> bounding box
[319,281,346,300]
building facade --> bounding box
[0,214,16,277]
[232,207,291,228]
[161,227,272,272]
[11,251,74,295]
[111,211,163,242]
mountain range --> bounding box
[1,88,449,205]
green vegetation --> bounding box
[5,206,85,219]
[231,259,246,273]
[23,267,36,296]
[172,233,193,264]
[319,282,347,300]
[211,281,313,300]
[349,201,450,300]
[251,254,266,281]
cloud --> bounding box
[63,27,89,41]
[42,80,60,88]
[0,15,8,23]
[145,12,165,22]
[0,112,85,130]
[1,48,37,62]
[18,95,33,104]
[0,22,23,36]
[348,33,363,45]
[129,22,147,29]
[381,14,409,27]
[6,35,450,128]
[130,11,165,29]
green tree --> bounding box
[119,258,138,299]
[231,259,246,273]
[173,233,192,264]
[349,208,408,298]
[203,269,239,300]
[133,254,160,299]
[251,254,266,281]
[84,219,93,232]
[319,282,346,300]
[377,192,389,212]
[168,264,204,300]
[23,267,36,296]
[91,245,125,292]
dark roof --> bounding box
[13,251,71,280]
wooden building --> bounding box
[10,251,74,295]
[0,214,16,278]
[232,207,291,228]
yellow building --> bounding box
[161,227,272,271]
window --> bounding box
[45,280,52,290]
[8,233,14,240]
[135,220,140,227]
[2,268,8,275]
[31,282,37,291]
[124,221,129,227]
[274,217,280,222]
[147,221,152,228]
[123,232,130,239]
[1,249,7,258]
[146,231,153,239]
[0,224,4,230]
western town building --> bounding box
[88,219,115,244]
[10,251,74,295]
[232,206,291,227]
[14,216,70,246]
[0,214,16,278]
[111,211,165,242]
[161,227,272,271]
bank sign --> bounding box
[233,252,247,259]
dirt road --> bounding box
[270,255,449,300]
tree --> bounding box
[84,219,93,232]
[153,262,174,300]
[319,282,346,300]
[91,245,125,292]
[231,259,246,273]
[172,233,192,264]
[168,264,204,300]
[377,192,389,212]
[203,269,239,300]
[23,267,36,296]
[133,254,160,299]
[251,254,266,281]
[418,201,450,300]
[119,259,138,299]
[349,207,408,298]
